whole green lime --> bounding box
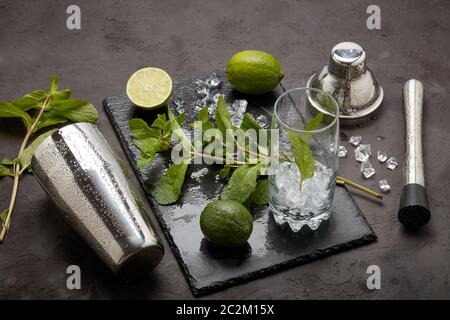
[226,50,285,95]
[200,200,253,248]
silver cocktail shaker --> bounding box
[32,123,164,278]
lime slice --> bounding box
[126,67,172,109]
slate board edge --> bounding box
[104,97,377,298]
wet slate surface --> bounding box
[103,72,377,296]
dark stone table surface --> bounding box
[0,0,449,299]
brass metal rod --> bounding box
[336,175,383,200]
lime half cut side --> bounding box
[126,67,173,109]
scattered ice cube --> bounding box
[172,99,185,114]
[205,73,222,89]
[338,145,347,158]
[349,135,362,146]
[231,99,248,113]
[377,136,385,142]
[229,100,248,127]
[361,159,375,179]
[256,114,268,128]
[231,113,245,127]
[191,167,209,181]
[354,143,371,162]
[377,150,387,163]
[378,179,391,193]
[196,86,209,97]
[386,157,398,170]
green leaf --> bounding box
[134,137,165,169]
[50,75,59,94]
[0,158,15,166]
[48,98,88,111]
[304,112,323,131]
[214,95,232,136]
[176,112,186,125]
[152,114,168,130]
[153,163,188,205]
[50,101,98,123]
[0,101,33,129]
[11,96,41,112]
[168,108,193,154]
[34,113,68,131]
[0,209,8,224]
[220,164,260,203]
[24,89,47,102]
[198,107,209,123]
[241,113,263,131]
[250,179,269,205]
[287,130,315,189]
[18,129,58,169]
[218,165,231,179]
[0,164,13,177]
[52,89,71,101]
[129,118,159,140]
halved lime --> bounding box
[126,67,172,109]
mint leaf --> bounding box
[250,179,269,205]
[304,112,323,132]
[153,163,188,205]
[168,108,193,155]
[135,138,165,169]
[0,101,33,129]
[24,89,47,102]
[49,101,98,123]
[198,106,209,123]
[52,89,71,102]
[11,96,41,112]
[50,75,59,94]
[287,131,315,189]
[241,113,263,131]
[215,95,232,137]
[286,112,323,189]
[34,113,68,131]
[152,113,168,130]
[1,158,15,166]
[0,164,13,177]
[129,118,159,140]
[176,112,186,125]
[18,129,58,169]
[220,164,260,203]
[218,165,231,179]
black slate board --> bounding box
[103,72,377,297]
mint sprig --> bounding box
[0,75,98,242]
[129,95,270,206]
[287,112,323,190]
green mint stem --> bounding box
[0,95,49,242]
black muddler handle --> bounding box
[398,79,431,228]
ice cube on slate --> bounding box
[256,114,268,128]
[361,159,375,179]
[231,113,245,127]
[205,73,222,89]
[196,86,209,97]
[231,99,248,113]
[354,143,371,162]
[386,157,398,170]
[378,179,390,193]
[191,167,209,181]
[172,98,185,114]
[338,145,347,158]
[349,135,362,146]
[377,150,387,163]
